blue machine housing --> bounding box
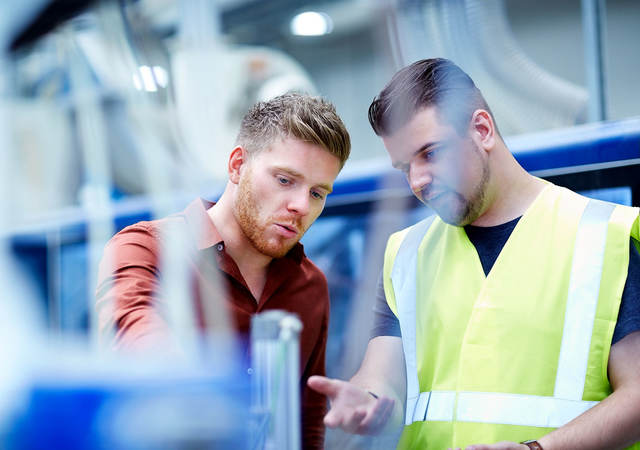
[8,117,640,371]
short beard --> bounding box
[235,171,297,259]
[438,143,490,226]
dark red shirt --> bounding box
[95,198,329,449]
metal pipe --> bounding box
[251,310,302,450]
[63,24,115,349]
[582,0,608,122]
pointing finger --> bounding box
[307,375,340,397]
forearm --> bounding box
[350,368,401,398]
[95,226,170,351]
[539,332,640,450]
[349,336,406,432]
[112,310,174,352]
[538,387,640,450]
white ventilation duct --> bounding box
[171,43,317,182]
[396,0,588,136]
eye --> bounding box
[311,190,325,201]
[277,176,290,185]
[420,147,439,161]
[425,143,449,160]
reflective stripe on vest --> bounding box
[391,214,437,425]
[392,199,615,427]
[407,391,598,427]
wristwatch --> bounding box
[521,440,543,450]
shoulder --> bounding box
[551,183,638,216]
[110,213,190,246]
[103,215,187,264]
[299,256,329,287]
[100,221,162,271]
[108,220,163,251]
[549,185,639,231]
[385,222,417,257]
[385,214,439,261]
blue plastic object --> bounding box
[3,371,251,450]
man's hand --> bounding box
[307,375,395,435]
[451,442,529,450]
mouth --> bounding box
[275,223,299,237]
[423,191,446,203]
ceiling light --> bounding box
[290,11,333,36]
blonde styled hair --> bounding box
[236,93,351,168]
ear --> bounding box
[469,109,496,152]
[228,146,248,184]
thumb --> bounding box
[307,375,341,398]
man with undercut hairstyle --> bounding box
[309,59,640,449]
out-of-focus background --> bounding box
[1,0,639,448]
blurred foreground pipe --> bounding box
[251,310,302,450]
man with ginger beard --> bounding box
[95,93,351,449]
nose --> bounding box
[408,162,432,198]
[287,188,311,216]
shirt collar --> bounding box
[182,198,305,263]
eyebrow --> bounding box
[392,141,440,170]
[274,166,333,193]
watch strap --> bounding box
[521,440,543,450]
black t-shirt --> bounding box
[371,216,640,346]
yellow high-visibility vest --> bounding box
[383,183,640,449]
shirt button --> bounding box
[216,244,224,251]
